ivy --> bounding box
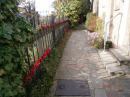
[0,0,38,96]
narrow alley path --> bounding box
[47,24,130,97]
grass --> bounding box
[117,74,124,76]
[29,29,73,97]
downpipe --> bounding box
[104,12,123,51]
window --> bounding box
[114,0,120,11]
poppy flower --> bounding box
[47,25,50,27]
[41,25,47,28]
[39,58,42,63]
[30,70,34,74]
[43,55,46,59]
[41,25,44,28]
[50,24,53,26]
[32,64,37,70]
[36,64,40,68]
[36,60,40,64]
[43,52,47,56]
[41,56,43,60]
[46,48,50,54]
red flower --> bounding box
[62,46,64,48]
[62,43,64,45]
[32,64,37,70]
[36,60,40,64]
[39,58,42,63]
[50,24,53,26]
[24,76,30,82]
[43,52,47,56]
[41,25,46,28]
[41,25,44,28]
[46,48,50,54]
[43,55,46,59]
[36,64,40,69]
[30,70,34,74]
[41,56,43,60]
[47,25,50,27]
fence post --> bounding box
[52,15,56,44]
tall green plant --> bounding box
[63,0,82,28]
[0,0,37,96]
[96,12,106,37]
[85,12,96,30]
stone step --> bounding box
[98,49,124,76]
[109,48,130,65]
[120,45,130,56]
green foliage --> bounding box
[85,12,96,30]
[0,0,38,96]
[96,12,106,37]
[118,74,124,76]
[94,39,104,49]
[63,0,82,28]
[78,0,90,14]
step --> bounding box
[109,48,130,65]
[120,45,130,56]
[98,49,124,76]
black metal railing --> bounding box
[23,15,69,97]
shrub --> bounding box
[85,12,97,31]
[63,0,82,29]
[87,16,99,32]
[96,12,106,37]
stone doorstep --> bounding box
[109,48,130,64]
[105,63,120,70]
[98,49,124,76]
[120,45,130,56]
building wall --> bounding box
[93,0,97,14]
[98,0,130,47]
[119,0,130,46]
[111,0,124,47]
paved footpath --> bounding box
[47,24,130,97]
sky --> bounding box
[35,0,56,16]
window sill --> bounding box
[114,6,120,11]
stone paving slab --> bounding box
[95,89,107,97]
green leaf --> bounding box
[8,90,14,96]
[0,14,4,20]
[16,28,21,32]
[5,63,13,70]
[14,77,22,84]
[0,69,4,76]
[0,58,4,63]
[3,34,12,40]
[3,55,12,61]
[0,78,4,84]
[14,57,20,62]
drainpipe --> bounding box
[104,12,123,51]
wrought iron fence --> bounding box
[23,14,69,96]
